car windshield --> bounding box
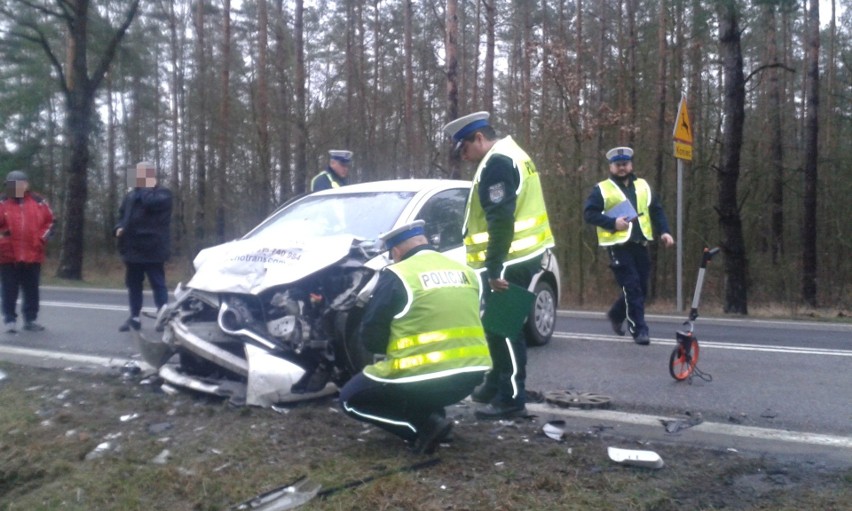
[245,191,417,242]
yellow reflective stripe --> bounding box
[466,227,553,264]
[465,213,549,247]
[469,231,489,244]
[390,326,486,352]
[390,345,491,372]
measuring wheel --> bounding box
[544,390,612,409]
[669,333,700,381]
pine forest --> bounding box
[0,0,849,313]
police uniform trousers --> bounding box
[607,241,650,338]
[340,371,484,442]
[478,255,542,408]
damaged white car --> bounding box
[138,179,561,406]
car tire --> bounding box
[524,280,556,347]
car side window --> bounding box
[416,188,468,252]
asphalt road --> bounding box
[2,286,850,463]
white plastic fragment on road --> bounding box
[151,449,171,465]
[543,420,568,441]
[229,476,321,511]
[607,446,664,469]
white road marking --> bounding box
[3,343,849,452]
[0,344,134,368]
[552,333,852,357]
[527,404,852,449]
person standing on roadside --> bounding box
[339,221,491,455]
[0,170,54,333]
[583,147,675,345]
[115,161,173,332]
[441,112,555,421]
[310,150,352,192]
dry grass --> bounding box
[40,256,195,290]
[1,363,849,511]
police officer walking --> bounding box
[310,150,352,192]
[339,220,491,455]
[442,112,555,420]
[583,147,675,345]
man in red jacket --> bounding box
[0,170,54,333]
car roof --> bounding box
[311,178,470,195]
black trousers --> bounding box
[478,255,542,408]
[124,262,168,317]
[340,370,485,443]
[607,242,651,338]
[1,262,41,324]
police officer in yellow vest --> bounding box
[583,147,675,345]
[310,150,352,192]
[339,220,491,455]
[442,112,555,420]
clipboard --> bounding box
[481,283,535,339]
[604,200,638,222]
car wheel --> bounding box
[524,280,556,347]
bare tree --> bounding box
[294,0,307,194]
[446,0,460,178]
[483,0,495,113]
[763,2,786,264]
[716,0,748,314]
[2,0,141,279]
[801,0,819,306]
[254,0,272,222]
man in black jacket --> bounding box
[115,161,173,332]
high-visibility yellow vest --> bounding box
[595,178,654,246]
[310,170,341,191]
[462,137,555,269]
[363,250,492,382]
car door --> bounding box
[414,187,468,262]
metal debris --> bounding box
[660,415,703,434]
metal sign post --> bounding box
[672,94,693,312]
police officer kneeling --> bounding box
[339,220,492,455]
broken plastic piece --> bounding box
[230,476,321,511]
[607,446,664,469]
[542,420,567,441]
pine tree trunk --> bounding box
[716,0,748,314]
[801,0,820,306]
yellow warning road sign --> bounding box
[674,141,693,161]
[673,96,693,145]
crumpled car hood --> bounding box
[187,234,357,295]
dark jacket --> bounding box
[0,192,54,264]
[114,186,173,263]
[310,168,347,192]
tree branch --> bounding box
[15,0,67,20]
[10,19,68,95]
[744,62,795,84]
[90,0,141,92]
